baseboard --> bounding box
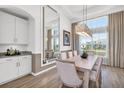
[31,65,56,76]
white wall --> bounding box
[0,45,27,52]
[28,18,35,52]
[51,6,72,51]
[60,13,72,51]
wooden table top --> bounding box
[64,55,98,71]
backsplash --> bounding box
[0,45,28,52]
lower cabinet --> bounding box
[0,55,32,84]
[18,56,32,76]
[0,57,18,84]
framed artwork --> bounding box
[63,30,70,46]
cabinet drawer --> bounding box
[0,57,18,64]
[21,55,31,58]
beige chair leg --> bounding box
[98,71,102,88]
[96,80,100,88]
[100,71,102,85]
[59,83,63,88]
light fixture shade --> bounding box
[75,24,92,37]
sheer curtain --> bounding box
[109,11,124,68]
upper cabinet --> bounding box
[15,17,28,44]
[0,11,15,44]
[0,11,28,45]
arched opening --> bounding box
[0,6,35,52]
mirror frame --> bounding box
[42,5,60,66]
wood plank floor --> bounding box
[101,66,124,88]
[0,66,124,88]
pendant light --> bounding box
[76,5,92,37]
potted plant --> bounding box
[80,44,88,59]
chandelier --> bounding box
[76,5,92,37]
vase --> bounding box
[81,52,88,59]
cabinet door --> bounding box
[0,58,18,84]
[15,17,28,44]
[0,11,15,44]
[18,56,32,76]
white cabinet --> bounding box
[0,58,18,84]
[18,56,32,76]
[0,55,32,84]
[0,11,28,45]
[15,17,28,44]
[0,11,15,44]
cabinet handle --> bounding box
[16,62,18,67]
[16,62,20,67]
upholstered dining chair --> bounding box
[56,61,83,88]
[90,57,103,88]
[60,52,67,59]
[68,51,73,58]
[92,57,103,71]
[73,50,78,56]
[56,59,84,81]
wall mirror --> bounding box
[42,6,60,65]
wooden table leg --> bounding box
[83,70,90,88]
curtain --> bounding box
[109,11,124,68]
[71,23,80,54]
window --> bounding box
[79,16,108,56]
[51,26,59,52]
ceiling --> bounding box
[56,5,124,23]
[0,5,124,23]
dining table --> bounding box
[62,55,98,88]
